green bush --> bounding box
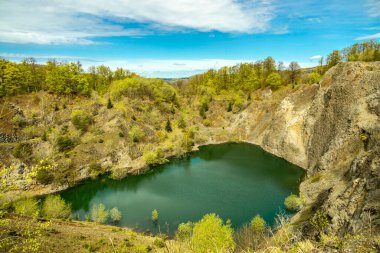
[153,238,165,248]
[56,136,75,152]
[176,221,194,241]
[91,203,109,223]
[151,209,159,223]
[284,194,302,211]
[71,110,92,132]
[12,142,33,162]
[250,215,266,233]
[42,195,71,219]
[191,213,235,253]
[267,72,282,90]
[310,210,329,232]
[13,198,40,217]
[88,162,102,178]
[128,125,145,142]
[36,167,54,185]
[110,207,122,222]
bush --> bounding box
[71,110,92,132]
[284,194,302,211]
[310,210,329,232]
[12,142,33,162]
[153,238,165,248]
[151,209,159,223]
[13,198,40,217]
[143,149,167,166]
[42,195,71,219]
[128,125,145,142]
[56,136,75,152]
[88,162,102,178]
[250,215,266,233]
[91,203,109,223]
[191,213,235,253]
[22,125,42,138]
[267,72,282,90]
[110,166,129,180]
[36,167,54,185]
[176,221,193,241]
[110,207,122,222]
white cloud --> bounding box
[355,32,380,40]
[366,0,380,17]
[309,55,322,60]
[0,0,275,44]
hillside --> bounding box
[0,61,379,252]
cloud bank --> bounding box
[0,0,275,44]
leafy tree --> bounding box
[165,119,172,132]
[91,203,109,223]
[176,221,194,241]
[110,207,122,222]
[36,167,54,185]
[266,72,282,90]
[71,110,92,132]
[250,215,266,233]
[284,194,302,211]
[151,209,159,223]
[13,198,40,217]
[107,97,113,109]
[42,195,71,219]
[326,50,341,69]
[191,213,235,253]
[288,62,301,84]
[308,71,322,84]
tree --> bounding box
[110,207,122,222]
[284,194,302,211]
[71,110,92,132]
[288,62,301,84]
[165,119,172,132]
[266,72,282,90]
[191,213,235,253]
[107,97,113,109]
[42,195,71,219]
[176,221,194,241]
[13,198,40,217]
[326,50,341,69]
[91,203,109,223]
[151,209,159,223]
[308,71,322,84]
[250,215,266,233]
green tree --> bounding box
[151,209,159,223]
[42,195,71,219]
[176,221,194,241]
[91,203,109,223]
[284,194,302,211]
[288,62,301,84]
[110,207,122,222]
[107,97,113,109]
[191,213,235,253]
[250,215,266,233]
[165,119,172,132]
[13,198,40,217]
[266,72,282,90]
[326,50,341,69]
[308,71,322,84]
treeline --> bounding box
[0,58,134,97]
[184,40,380,96]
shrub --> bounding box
[88,162,102,178]
[143,149,167,166]
[42,195,71,219]
[91,203,109,223]
[13,198,40,217]
[110,166,129,180]
[191,213,235,253]
[310,210,329,232]
[110,207,122,222]
[165,119,172,132]
[176,221,193,241]
[284,194,302,211]
[132,245,149,253]
[153,238,165,248]
[71,110,92,132]
[267,72,282,90]
[12,142,33,162]
[107,98,113,109]
[151,209,159,223]
[22,125,42,138]
[128,125,145,142]
[36,167,54,185]
[250,215,266,233]
[56,136,75,152]
[308,71,322,84]
[12,114,26,127]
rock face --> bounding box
[239,62,380,234]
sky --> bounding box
[0,0,379,78]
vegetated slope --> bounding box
[0,62,379,238]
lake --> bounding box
[60,143,304,235]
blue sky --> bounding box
[0,0,379,78]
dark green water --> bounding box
[60,143,304,234]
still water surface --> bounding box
[60,143,304,234]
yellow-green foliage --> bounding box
[71,110,92,132]
[267,72,282,90]
[191,213,235,253]
[308,71,322,84]
[284,194,302,211]
[176,221,194,241]
[129,125,145,142]
[151,209,159,222]
[110,207,122,222]
[42,195,71,219]
[310,210,329,232]
[250,215,266,233]
[26,159,55,185]
[91,203,109,223]
[143,149,167,166]
[13,198,40,217]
